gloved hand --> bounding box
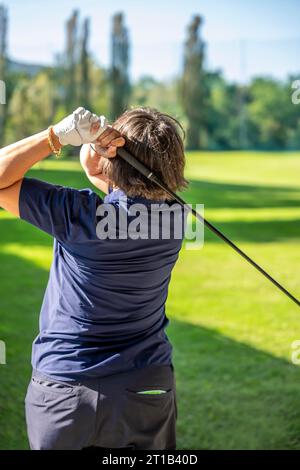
[53,107,107,146]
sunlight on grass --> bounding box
[33,159,82,172]
[185,151,300,187]
[206,207,300,222]
[0,244,52,270]
[168,241,300,360]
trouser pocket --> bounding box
[25,373,83,450]
[123,368,177,450]
[100,365,177,450]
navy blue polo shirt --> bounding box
[19,177,185,381]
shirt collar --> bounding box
[104,188,169,205]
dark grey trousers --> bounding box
[25,365,177,450]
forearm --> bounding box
[0,129,61,189]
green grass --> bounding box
[1,151,300,449]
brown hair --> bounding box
[101,107,188,200]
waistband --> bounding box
[32,363,174,389]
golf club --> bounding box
[117,146,300,309]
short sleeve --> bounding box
[19,177,103,243]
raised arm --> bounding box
[0,107,107,216]
[0,130,61,190]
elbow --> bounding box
[0,175,22,190]
[0,168,14,189]
[0,181,8,190]
[0,178,10,190]
[0,167,8,188]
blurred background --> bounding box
[1,0,300,450]
[0,0,299,149]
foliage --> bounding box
[0,8,299,150]
[110,12,130,120]
[181,15,207,150]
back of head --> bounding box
[101,107,188,200]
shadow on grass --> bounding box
[0,247,300,449]
[169,319,300,450]
[0,217,52,246]
[201,218,300,243]
[0,252,48,450]
[184,179,300,209]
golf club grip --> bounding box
[117,147,155,180]
[117,147,300,308]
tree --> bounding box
[204,72,245,150]
[7,72,57,141]
[79,18,90,108]
[89,63,109,118]
[110,12,130,120]
[131,75,185,124]
[247,78,295,149]
[65,10,79,111]
[181,15,206,150]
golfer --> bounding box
[0,106,187,450]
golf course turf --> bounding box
[1,151,300,449]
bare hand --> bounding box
[92,126,125,158]
[80,127,125,177]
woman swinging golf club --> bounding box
[0,106,188,450]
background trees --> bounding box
[0,5,299,151]
[110,12,130,120]
[181,15,207,150]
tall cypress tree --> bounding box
[79,17,90,109]
[181,15,206,149]
[0,4,7,143]
[110,12,130,120]
[65,10,79,111]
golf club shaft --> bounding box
[117,146,300,308]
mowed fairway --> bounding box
[1,151,300,449]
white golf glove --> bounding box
[53,107,107,146]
